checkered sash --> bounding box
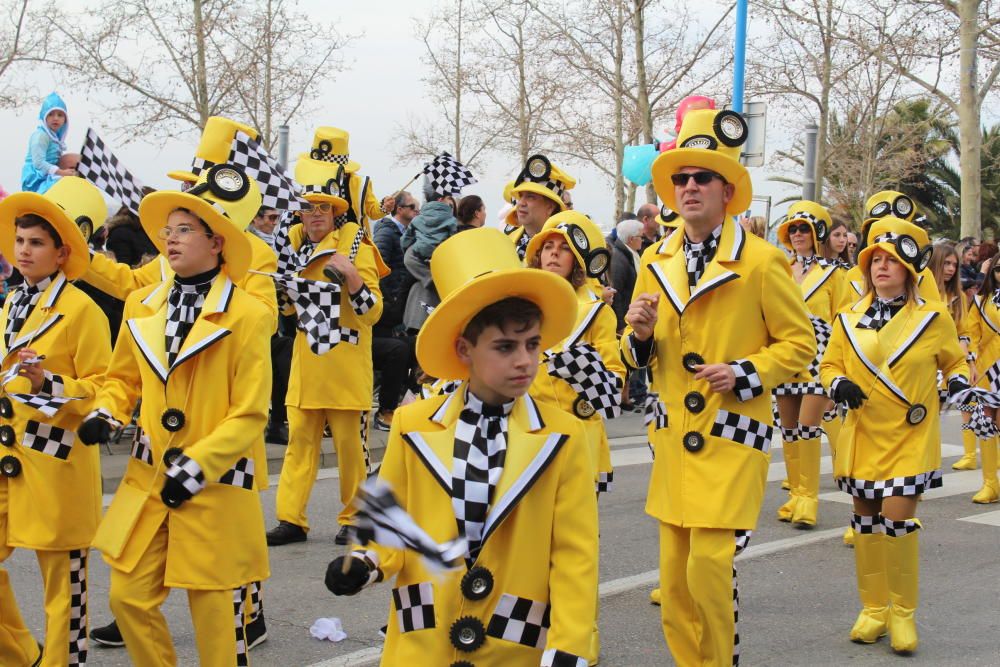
[230,131,305,211]
[807,315,832,380]
[420,152,478,197]
[345,478,467,573]
[77,128,145,215]
[544,343,622,419]
[259,271,346,355]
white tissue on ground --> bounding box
[310,617,347,642]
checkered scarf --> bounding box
[682,226,722,288]
[515,230,530,261]
[165,271,216,366]
[856,294,906,331]
[796,254,819,271]
[3,275,52,349]
[452,391,513,564]
[992,289,1000,307]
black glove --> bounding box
[160,475,193,509]
[948,377,972,398]
[832,379,867,409]
[78,417,111,445]
[325,555,371,596]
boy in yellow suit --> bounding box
[326,228,598,666]
[79,163,272,666]
[0,177,111,666]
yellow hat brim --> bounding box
[512,182,566,212]
[776,216,822,254]
[167,170,198,184]
[139,192,253,281]
[0,193,90,280]
[301,192,350,216]
[524,228,587,271]
[651,148,752,215]
[657,217,681,229]
[416,268,577,380]
[857,242,919,281]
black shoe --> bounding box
[266,521,307,546]
[334,525,351,545]
[373,414,391,432]
[265,423,288,446]
[90,620,125,647]
[245,612,268,650]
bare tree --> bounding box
[0,0,48,108]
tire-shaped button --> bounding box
[682,352,705,373]
[683,431,705,453]
[461,566,494,601]
[161,408,186,432]
[0,455,21,478]
[0,397,13,419]
[906,404,927,425]
[450,617,486,652]
[163,447,183,467]
[684,392,705,414]
[573,396,596,419]
[0,425,15,447]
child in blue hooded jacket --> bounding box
[21,92,78,194]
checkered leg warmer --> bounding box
[68,549,88,666]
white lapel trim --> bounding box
[429,390,459,425]
[563,302,603,349]
[401,431,451,494]
[887,312,938,368]
[727,221,746,261]
[521,394,544,431]
[689,269,739,306]
[301,248,337,272]
[802,265,837,303]
[140,282,168,307]
[975,296,1000,337]
[127,319,168,384]
[838,313,910,405]
[647,261,685,316]
[170,328,232,372]
[7,313,62,355]
[850,280,864,296]
[40,273,67,308]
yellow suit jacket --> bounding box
[346,172,389,236]
[0,274,110,550]
[820,296,967,483]
[968,294,1000,386]
[94,275,271,589]
[284,222,384,410]
[360,387,597,666]
[620,219,815,528]
[782,260,853,386]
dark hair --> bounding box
[620,212,638,221]
[823,219,852,264]
[981,253,1000,295]
[14,214,63,247]
[457,195,484,225]
[171,208,214,236]
[256,206,278,218]
[461,297,543,344]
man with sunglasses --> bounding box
[248,205,280,250]
[622,108,813,666]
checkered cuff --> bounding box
[165,454,207,497]
[540,649,587,667]
[967,352,977,363]
[349,286,378,315]
[882,516,921,538]
[626,333,654,368]
[851,514,884,534]
[798,424,823,440]
[350,549,384,587]
[728,359,763,402]
[38,371,65,397]
[959,335,971,344]
[779,426,798,442]
[596,471,613,494]
[829,376,848,399]
[85,408,123,430]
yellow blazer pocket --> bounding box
[485,593,550,649]
[392,582,435,632]
[709,408,774,453]
[22,420,75,460]
[92,480,147,560]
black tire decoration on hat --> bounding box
[869,201,891,218]
[813,220,829,243]
[915,245,934,273]
[310,149,323,160]
[206,164,250,202]
[318,139,333,153]
[893,195,914,219]
[524,154,552,181]
[713,110,748,147]
[660,206,678,222]
[76,216,94,241]
[325,178,341,198]
[587,247,611,278]
[895,235,919,262]
[681,134,718,150]
[0,425,15,446]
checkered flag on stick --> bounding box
[77,129,145,215]
[421,152,477,197]
[251,271,344,355]
[230,131,306,212]
[346,478,466,573]
[545,343,623,419]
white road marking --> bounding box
[957,509,1000,526]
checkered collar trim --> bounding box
[428,386,545,431]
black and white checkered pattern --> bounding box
[728,359,764,402]
[772,381,826,396]
[683,227,721,288]
[515,229,530,261]
[541,650,587,667]
[732,566,741,666]
[68,549,88,666]
[269,272,344,354]
[339,327,360,345]
[851,513,883,534]
[798,424,823,440]
[857,294,906,331]
[779,426,798,443]
[165,281,212,367]
[710,409,774,453]
[545,344,622,419]
[6,392,79,417]
[596,471,613,494]
[882,516,921,538]
[231,131,306,211]
[807,315,832,380]
[421,152,478,197]
[453,393,511,563]
[130,430,153,465]
[359,411,371,475]
[643,392,668,431]
[219,457,255,490]
[248,581,263,623]
[392,582,435,632]
[486,593,549,649]
[349,285,378,316]
[734,529,751,556]
[232,585,249,666]
[964,403,998,438]
[836,469,943,499]
[984,361,1000,393]
[84,407,124,430]
[22,420,75,459]
[347,227,365,261]
[3,280,45,349]
[795,253,820,271]
[78,128,145,215]
[165,453,207,497]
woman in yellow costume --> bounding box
[964,253,1000,504]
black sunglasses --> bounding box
[398,203,418,210]
[787,223,813,235]
[670,171,725,187]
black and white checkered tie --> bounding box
[296,239,316,269]
[452,392,512,564]
[165,275,215,366]
[4,276,51,348]
[992,289,1000,307]
[515,231,530,261]
[856,294,906,331]
[682,227,721,288]
[796,254,819,271]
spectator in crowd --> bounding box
[247,204,280,250]
[739,215,767,239]
[561,189,574,210]
[456,194,486,232]
[610,218,646,411]
[958,239,982,292]
[847,230,859,261]
[978,241,998,274]
[637,203,661,253]
[402,180,458,332]
[605,210,637,246]
[823,219,853,267]
[21,92,78,193]
[104,202,158,267]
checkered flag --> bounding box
[963,403,998,439]
[77,129,145,215]
[545,343,622,419]
[230,131,306,211]
[254,271,344,355]
[346,478,467,573]
[946,385,1000,410]
[420,152,477,197]
[807,315,832,380]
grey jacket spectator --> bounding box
[402,246,440,332]
[609,219,643,330]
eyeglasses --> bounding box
[302,202,333,213]
[260,213,279,222]
[158,224,213,241]
[398,203,418,211]
[787,224,813,235]
[670,171,725,187]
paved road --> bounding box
[6,412,999,665]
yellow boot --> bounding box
[972,435,999,503]
[848,515,888,643]
[884,517,921,654]
[952,429,978,470]
[649,588,661,605]
[777,426,799,521]
[843,525,855,547]
[791,429,822,528]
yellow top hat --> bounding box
[776,200,831,255]
[857,216,933,280]
[139,163,258,281]
[511,154,576,212]
[294,155,350,216]
[0,177,106,280]
[167,116,258,183]
[860,190,920,243]
[651,109,752,215]
[657,204,681,229]
[416,227,578,380]
[307,127,360,173]
[524,211,611,279]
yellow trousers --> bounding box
[658,522,740,667]
[276,407,369,528]
[110,521,251,667]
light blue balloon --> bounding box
[622,143,660,186]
